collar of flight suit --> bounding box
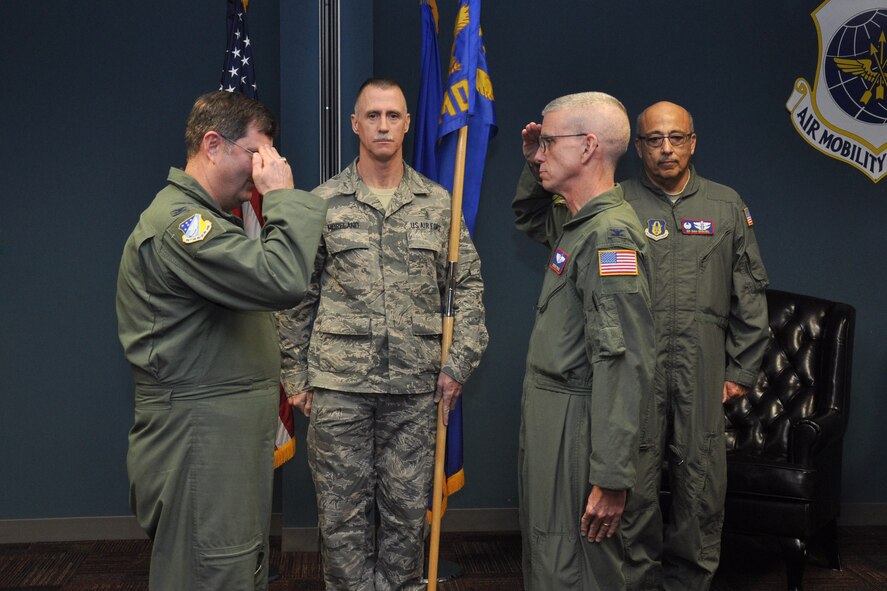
[638,164,701,204]
[563,183,627,229]
[165,167,243,224]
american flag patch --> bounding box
[744,207,754,226]
[598,249,638,276]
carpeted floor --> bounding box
[1,527,885,590]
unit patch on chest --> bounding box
[645,219,669,241]
[549,248,569,275]
[680,218,714,235]
[179,213,212,244]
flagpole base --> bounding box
[422,559,464,584]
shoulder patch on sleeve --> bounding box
[598,249,638,276]
[744,207,754,227]
[179,213,212,244]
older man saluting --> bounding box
[512,91,655,591]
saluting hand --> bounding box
[521,122,543,180]
[252,144,294,195]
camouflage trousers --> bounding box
[307,388,436,591]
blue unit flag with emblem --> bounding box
[416,0,497,514]
[436,0,497,235]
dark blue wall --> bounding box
[2,1,885,528]
[372,0,887,513]
[1,0,281,519]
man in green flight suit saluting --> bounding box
[512,91,655,591]
[116,91,327,591]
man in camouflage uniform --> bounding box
[276,78,488,591]
[116,91,326,590]
[619,102,769,591]
[512,92,655,591]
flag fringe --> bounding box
[273,437,296,469]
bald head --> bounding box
[634,101,697,193]
[543,92,630,163]
[635,101,694,137]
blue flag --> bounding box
[417,0,496,511]
[437,0,497,235]
[413,0,442,180]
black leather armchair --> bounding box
[722,288,855,590]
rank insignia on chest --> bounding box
[549,248,569,275]
[744,207,754,227]
[680,218,714,235]
[599,249,638,276]
[645,219,669,241]
[179,213,212,244]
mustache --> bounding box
[374,135,394,141]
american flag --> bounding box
[220,0,256,97]
[598,249,638,276]
[219,0,295,469]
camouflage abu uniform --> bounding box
[276,159,487,591]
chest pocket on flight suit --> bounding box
[696,228,732,320]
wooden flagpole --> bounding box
[427,125,469,591]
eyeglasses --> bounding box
[538,133,589,153]
[636,132,694,148]
[220,135,258,156]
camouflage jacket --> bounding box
[276,159,488,395]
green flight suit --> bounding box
[116,168,326,591]
[513,166,655,591]
[620,167,769,591]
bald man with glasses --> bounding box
[619,101,770,591]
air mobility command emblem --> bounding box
[179,213,212,244]
[645,219,669,241]
[786,1,887,182]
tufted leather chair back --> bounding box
[724,289,855,462]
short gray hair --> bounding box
[542,92,630,158]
